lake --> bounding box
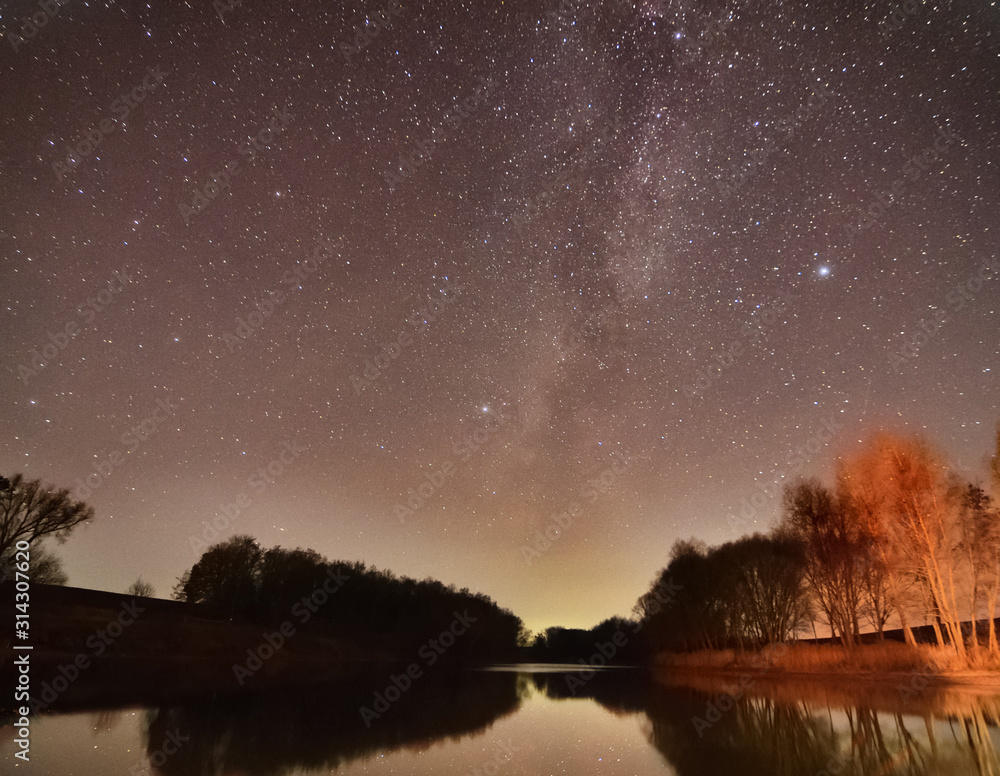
[4,663,1000,775]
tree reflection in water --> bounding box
[143,667,523,776]
[534,669,1000,776]
[138,667,1000,776]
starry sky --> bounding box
[1,0,997,634]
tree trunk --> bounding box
[968,542,981,657]
[898,603,917,647]
[970,583,980,659]
[930,618,945,648]
[945,564,969,662]
[989,584,1000,657]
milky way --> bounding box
[1,0,997,632]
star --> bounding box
[0,0,991,640]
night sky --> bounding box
[2,0,997,634]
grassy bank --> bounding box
[654,641,1000,676]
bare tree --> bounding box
[842,434,967,660]
[28,544,68,585]
[857,547,894,641]
[0,541,67,585]
[125,577,155,598]
[0,473,93,559]
[724,534,809,646]
[956,484,1000,656]
[778,480,864,646]
[838,440,919,648]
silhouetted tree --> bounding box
[778,480,866,646]
[173,534,263,616]
[635,535,806,651]
[0,473,93,559]
[635,541,695,651]
[257,546,331,618]
[856,542,894,641]
[173,536,526,660]
[29,544,68,585]
[2,541,68,585]
[126,577,155,597]
[719,534,809,646]
[641,425,1000,665]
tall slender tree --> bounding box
[956,484,1000,656]
[838,441,918,648]
[843,434,966,659]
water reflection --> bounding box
[540,668,1000,776]
[33,665,1000,775]
[143,667,524,775]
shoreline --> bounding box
[651,641,1000,698]
[654,663,1000,686]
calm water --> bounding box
[4,664,1000,775]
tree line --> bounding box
[632,427,1000,662]
[172,535,528,662]
[5,423,1000,666]
[1,470,527,662]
